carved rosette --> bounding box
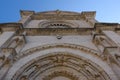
[12,53,111,80]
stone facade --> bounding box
[0,10,120,80]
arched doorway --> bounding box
[11,53,110,80]
[5,43,116,80]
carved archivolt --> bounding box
[12,52,111,80]
[43,71,78,80]
[15,43,101,61]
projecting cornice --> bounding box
[94,23,120,32]
[20,10,96,20]
[0,23,23,31]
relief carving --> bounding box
[16,43,100,61]
[43,71,78,80]
[12,53,111,80]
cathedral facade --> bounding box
[0,10,120,80]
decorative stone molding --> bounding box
[12,53,111,80]
[94,23,119,33]
[43,71,78,80]
[15,43,100,61]
[23,28,94,35]
[0,23,23,31]
[20,75,28,80]
[39,20,79,28]
[5,35,26,54]
[1,48,17,57]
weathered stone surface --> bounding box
[0,10,120,80]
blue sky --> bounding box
[0,0,120,23]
